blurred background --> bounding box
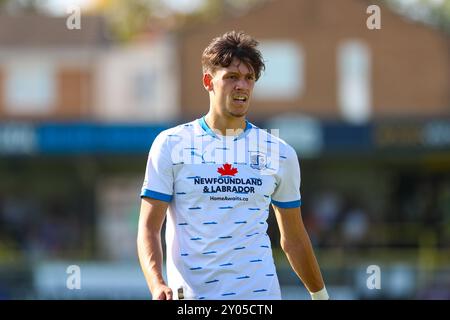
[0,0,449,300]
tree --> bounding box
[384,0,450,33]
[0,0,269,41]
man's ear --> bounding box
[203,73,213,91]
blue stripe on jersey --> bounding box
[221,293,236,296]
[253,289,268,292]
[219,206,233,209]
[246,232,259,237]
[236,276,250,279]
[203,221,218,225]
[190,237,202,241]
[202,251,217,255]
[205,279,219,284]
[271,199,302,208]
[248,208,260,211]
[234,246,245,250]
[190,267,202,270]
[178,223,188,226]
[234,221,247,224]
[219,263,233,267]
[188,207,202,210]
[250,259,262,263]
[219,236,232,239]
[141,189,173,202]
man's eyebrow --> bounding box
[224,71,240,75]
[224,71,255,76]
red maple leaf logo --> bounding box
[217,163,238,176]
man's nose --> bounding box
[235,78,249,90]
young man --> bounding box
[137,31,329,300]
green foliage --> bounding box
[100,0,155,42]
[384,0,450,33]
[0,0,269,41]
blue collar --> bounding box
[199,116,252,141]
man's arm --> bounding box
[137,197,173,300]
[272,205,329,299]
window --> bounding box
[5,61,56,114]
[133,70,156,110]
[253,41,304,100]
[338,40,372,124]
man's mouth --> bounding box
[232,94,248,103]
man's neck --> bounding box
[204,112,246,136]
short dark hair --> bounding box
[201,31,265,81]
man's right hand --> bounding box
[151,284,173,300]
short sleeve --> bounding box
[140,132,174,202]
[271,145,301,208]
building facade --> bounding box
[177,0,450,123]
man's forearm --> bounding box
[282,232,325,293]
[137,232,166,293]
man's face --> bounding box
[204,58,256,119]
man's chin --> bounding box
[228,108,248,118]
[229,112,247,119]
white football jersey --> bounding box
[141,117,301,300]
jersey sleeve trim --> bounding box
[271,199,302,209]
[141,189,173,202]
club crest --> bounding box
[250,152,267,170]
